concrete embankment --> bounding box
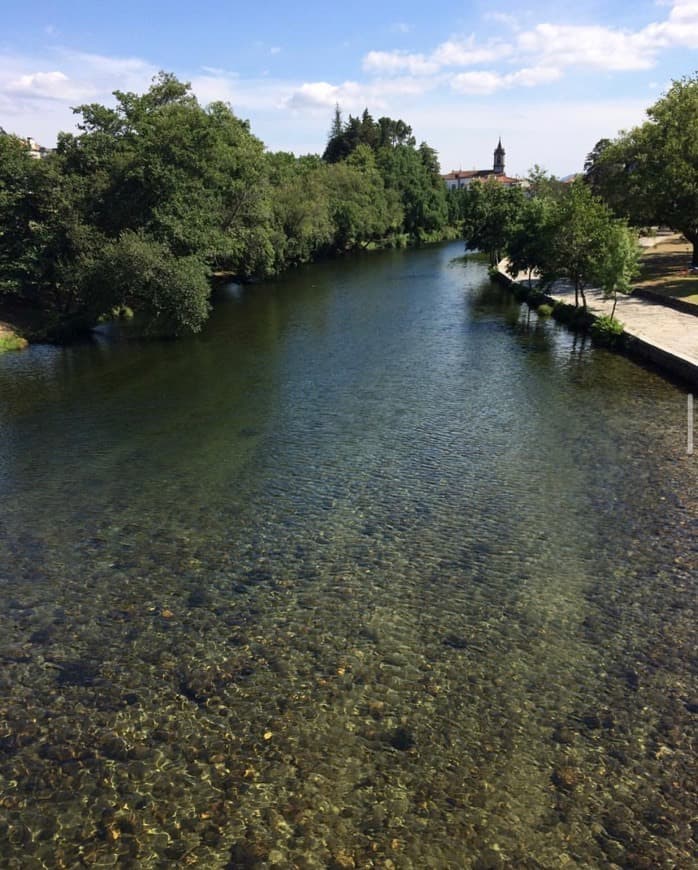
[496,263,698,389]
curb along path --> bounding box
[497,262,698,389]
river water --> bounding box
[0,242,696,868]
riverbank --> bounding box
[496,261,698,389]
[635,234,698,310]
[0,321,28,353]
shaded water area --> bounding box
[0,242,696,868]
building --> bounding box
[25,137,51,160]
[0,128,52,159]
[443,140,522,190]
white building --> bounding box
[443,140,522,190]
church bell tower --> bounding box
[493,138,505,175]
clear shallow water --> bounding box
[0,242,696,868]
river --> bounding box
[0,241,695,867]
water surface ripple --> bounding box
[0,242,696,868]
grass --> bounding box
[0,332,28,353]
[635,236,698,306]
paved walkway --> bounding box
[499,262,698,387]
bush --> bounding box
[87,231,211,337]
[0,334,28,353]
[527,290,547,308]
[591,314,625,346]
[552,303,594,329]
[536,303,554,317]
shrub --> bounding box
[536,303,554,317]
[552,303,594,329]
[0,334,28,353]
[591,314,625,346]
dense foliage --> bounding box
[504,178,639,310]
[584,73,698,266]
[0,74,452,340]
[460,180,525,267]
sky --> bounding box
[1,0,697,177]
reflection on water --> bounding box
[0,242,696,867]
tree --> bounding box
[376,144,447,238]
[596,221,640,317]
[526,165,566,201]
[461,180,525,266]
[538,179,619,310]
[584,74,698,266]
[322,108,415,163]
[85,231,211,336]
[506,196,555,286]
[324,149,402,250]
[57,73,276,331]
[267,152,334,266]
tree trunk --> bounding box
[682,230,698,268]
[580,286,587,311]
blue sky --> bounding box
[1,1,696,176]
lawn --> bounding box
[635,235,698,306]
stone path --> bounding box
[548,282,698,366]
[500,261,698,387]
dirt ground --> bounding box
[635,236,698,304]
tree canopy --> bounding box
[461,180,525,267]
[584,73,698,265]
[0,76,454,341]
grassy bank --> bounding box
[0,326,28,353]
[635,236,698,307]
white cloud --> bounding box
[432,37,512,67]
[285,74,439,114]
[451,71,505,95]
[450,65,562,95]
[0,49,157,142]
[7,70,82,100]
[513,1,698,71]
[507,66,562,87]
[364,0,698,88]
[286,81,343,109]
[363,50,438,76]
[390,22,411,34]
[517,24,655,71]
[483,11,520,30]
[363,37,510,76]
[641,0,698,48]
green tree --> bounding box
[506,196,555,287]
[0,134,107,334]
[526,165,566,201]
[267,152,334,266]
[322,108,415,162]
[461,180,525,266]
[86,231,211,336]
[538,179,618,310]
[376,144,447,239]
[584,74,698,265]
[57,73,276,332]
[325,148,402,250]
[596,221,640,317]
